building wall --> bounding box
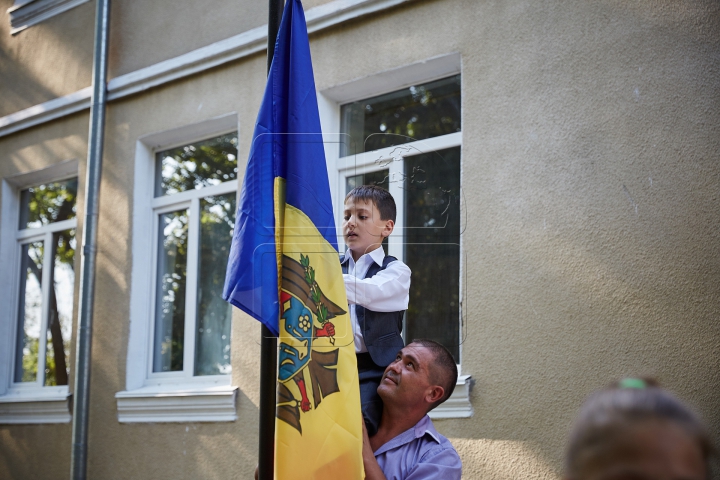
[0,0,94,116]
[0,0,718,478]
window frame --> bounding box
[318,54,473,418]
[117,113,240,423]
[147,181,237,382]
[0,159,78,424]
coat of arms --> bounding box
[276,254,346,434]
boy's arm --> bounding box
[344,261,410,312]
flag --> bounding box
[223,0,364,478]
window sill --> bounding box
[0,386,71,424]
[115,383,238,423]
[8,0,90,34]
[428,375,473,419]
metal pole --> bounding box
[258,2,284,479]
[70,0,110,478]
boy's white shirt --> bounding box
[342,247,411,353]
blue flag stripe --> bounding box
[223,0,339,336]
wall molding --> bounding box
[115,385,238,423]
[428,375,474,419]
[8,0,90,35]
[0,387,71,424]
[0,0,415,138]
[0,87,92,137]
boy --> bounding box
[341,185,411,436]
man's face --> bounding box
[377,344,437,409]
[342,197,391,260]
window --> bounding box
[118,114,240,423]
[340,75,463,362]
[0,161,78,424]
[14,179,77,387]
[320,56,471,417]
[151,134,237,378]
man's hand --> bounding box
[362,421,387,480]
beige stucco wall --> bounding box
[0,0,94,116]
[314,1,720,475]
[0,0,340,117]
[1,0,719,478]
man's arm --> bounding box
[362,421,388,480]
[344,261,410,311]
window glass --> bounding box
[154,210,188,373]
[340,75,461,157]
[155,134,238,197]
[195,194,236,376]
[15,241,44,383]
[403,147,461,362]
[12,178,78,389]
[345,170,389,193]
[19,178,77,229]
[44,229,75,386]
[152,132,237,377]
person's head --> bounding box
[343,186,396,260]
[377,339,458,415]
[564,378,713,480]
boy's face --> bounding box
[342,197,394,261]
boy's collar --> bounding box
[342,246,385,266]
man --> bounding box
[361,339,462,480]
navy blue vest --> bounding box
[341,254,405,367]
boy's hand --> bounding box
[315,322,335,337]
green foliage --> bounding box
[157,134,238,195]
[21,337,38,383]
[44,341,58,386]
[21,179,77,270]
[341,75,461,154]
[20,178,77,229]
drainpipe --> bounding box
[70,0,110,478]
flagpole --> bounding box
[258,1,284,479]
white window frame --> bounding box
[116,113,240,423]
[0,159,78,424]
[8,0,90,35]
[318,53,473,418]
